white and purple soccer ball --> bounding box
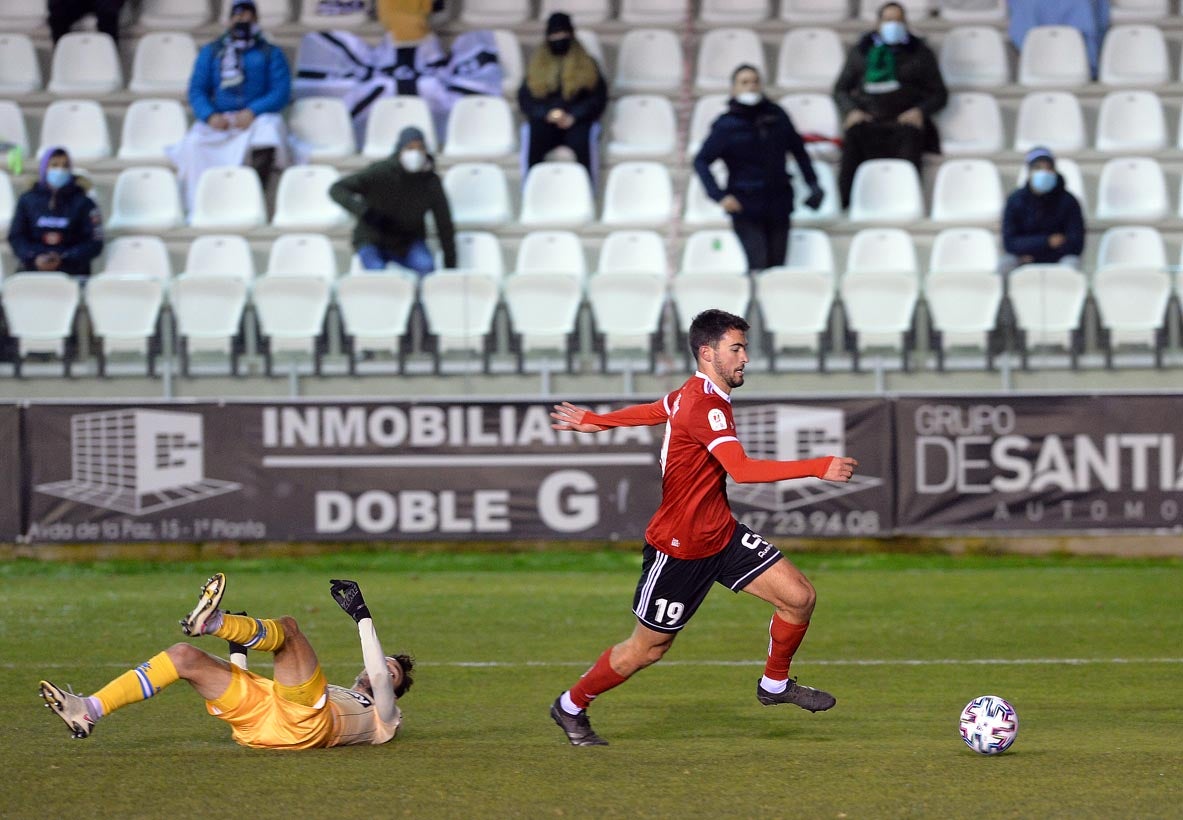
[959,695,1019,755]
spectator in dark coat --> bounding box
[693,64,824,272]
[1000,146,1085,276]
[832,1,947,208]
[329,126,456,275]
[7,147,103,279]
[517,12,608,182]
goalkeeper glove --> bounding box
[330,579,372,623]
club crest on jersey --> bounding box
[707,408,728,432]
[342,689,372,707]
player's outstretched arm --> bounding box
[713,440,859,484]
[551,399,669,433]
[330,579,398,720]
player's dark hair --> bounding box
[391,653,414,698]
[688,309,749,358]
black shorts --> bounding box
[631,523,783,633]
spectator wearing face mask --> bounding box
[518,11,608,182]
[8,147,103,279]
[693,64,824,273]
[170,0,292,211]
[999,146,1084,277]
[832,1,947,209]
[328,127,456,276]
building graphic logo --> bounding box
[729,404,882,511]
[36,409,240,515]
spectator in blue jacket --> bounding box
[7,147,103,279]
[693,64,824,273]
[171,0,292,211]
[1000,146,1085,276]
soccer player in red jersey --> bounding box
[548,309,858,746]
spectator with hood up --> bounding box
[329,126,456,275]
[8,146,103,279]
[518,11,608,182]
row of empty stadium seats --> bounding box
[3,253,1178,378]
[32,224,1182,286]
[8,23,1183,104]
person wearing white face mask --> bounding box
[329,126,456,275]
[999,146,1084,278]
[832,1,947,209]
[8,146,104,280]
[693,64,825,273]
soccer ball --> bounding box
[959,695,1018,755]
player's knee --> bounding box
[276,615,301,637]
[166,642,206,674]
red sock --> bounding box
[764,615,809,681]
[568,647,628,709]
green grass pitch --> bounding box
[1,550,1180,818]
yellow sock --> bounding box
[211,614,286,652]
[93,651,179,716]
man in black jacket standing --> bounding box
[693,65,824,273]
[832,1,947,209]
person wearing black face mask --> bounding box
[518,12,608,182]
[693,65,824,273]
[175,0,292,210]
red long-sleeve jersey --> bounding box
[580,373,833,559]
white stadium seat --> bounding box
[288,97,357,161]
[683,165,729,227]
[587,271,666,370]
[538,0,611,24]
[779,0,850,22]
[184,234,256,279]
[1008,264,1087,364]
[267,233,339,279]
[138,0,213,28]
[701,0,769,24]
[1095,91,1167,153]
[779,93,841,159]
[848,159,924,224]
[129,32,198,94]
[0,0,50,30]
[0,173,13,235]
[928,227,998,275]
[1095,157,1168,222]
[1109,0,1169,20]
[444,95,516,159]
[520,162,595,228]
[930,159,1004,223]
[671,274,751,335]
[696,28,766,92]
[107,167,185,231]
[0,33,42,95]
[791,160,841,224]
[601,161,674,227]
[271,165,349,230]
[170,274,249,374]
[857,0,931,19]
[443,163,513,228]
[840,270,918,368]
[190,166,267,230]
[924,269,1002,367]
[785,228,835,276]
[48,32,123,96]
[935,92,1005,156]
[847,227,919,278]
[1019,26,1090,88]
[1095,226,1167,270]
[775,28,845,90]
[0,101,29,157]
[503,272,584,372]
[336,273,417,372]
[686,94,729,158]
[598,230,668,275]
[1098,24,1169,86]
[454,231,506,279]
[619,0,685,24]
[420,271,500,372]
[490,29,522,96]
[680,229,749,276]
[1013,91,1087,153]
[939,26,1010,89]
[460,0,531,26]
[39,99,112,161]
[614,29,684,93]
[515,231,587,279]
[1092,265,1172,364]
[84,273,165,375]
[606,95,678,159]
[102,235,173,280]
[253,274,332,375]
[755,267,834,369]
[0,273,80,372]
[938,0,1006,21]
[117,98,188,161]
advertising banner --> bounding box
[895,395,1183,533]
[22,397,893,543]
[0,405,21,540]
